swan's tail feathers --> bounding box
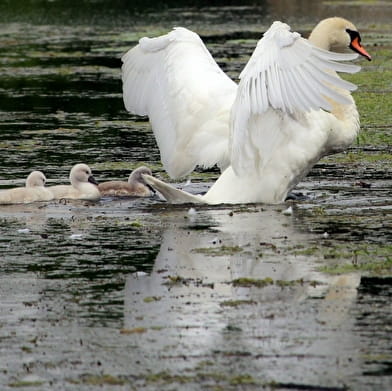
[142,175,206,204]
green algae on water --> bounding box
[232,277,274,287]
[192,245,243,256]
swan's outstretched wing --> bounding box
[230,21,360,176]
[122,27,237,178]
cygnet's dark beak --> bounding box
[88,175,98,186]
[147,184,156,194]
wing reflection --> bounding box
[124,206,361,385]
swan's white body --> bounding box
[49,163,100,201]
[0,171,53,204]
[122,18,370,204]
[98,166,154,197]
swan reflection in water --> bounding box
[124,206,361,386]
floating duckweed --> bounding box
[191,245,243,256]
[120,327,147,334]
[71,374,125,386]
[229,374,258,385]
[232,277,321,288]
[162,275,187,286]
[94,161,159,172]
[130,219,142,228]
[232,277,274,287]
[332,151,392,164]
[319,258,392,275]
[143,296,162,303]
[312,207,326,216]
[293,247,320,256]
[145,371,193,384]
[9,380,45,388]
[276,279,302,287]
[220,300,257,307]
[290,243,392,274]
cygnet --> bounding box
[0,171,53,204]
[49,163,100,201]
[98,166,155,197]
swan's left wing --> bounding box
[231,21,360,176]
[122,28,237,178]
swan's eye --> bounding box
[346,28,361,43]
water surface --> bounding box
[0,1,391,390]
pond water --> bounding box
[0,1,391,390]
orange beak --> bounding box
[351,36,372,61]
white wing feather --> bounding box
[122,27,237,178]
[231,21,360,176]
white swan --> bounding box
[0,171,54,204]
[122,17,371,204]
[49,163,100,201]
[98,166,155,197]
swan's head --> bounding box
[309,17,371,61]
[25,171,47,188]
[69,163,98,188]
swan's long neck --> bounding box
[308,26,330,50]
[323,96,360,154]
[308,18,360,149]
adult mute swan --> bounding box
[98,166,155,197]
[122,17,371,204]
[49,163,100,201]
[0,171,54,204]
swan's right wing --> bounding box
[122,28,237,178]
[230,21,361,176]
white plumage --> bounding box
[122,18,371,204]
[122,27,236,178]
[0,171,53,205]
[49,163,100,201]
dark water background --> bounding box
[0,1,391,390]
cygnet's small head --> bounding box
[25,171,47,188]
[69,163,98,187]
[128,166,153,185]
[309,17,371,61]
[128,166,155,194]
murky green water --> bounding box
[0,1,391,390]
